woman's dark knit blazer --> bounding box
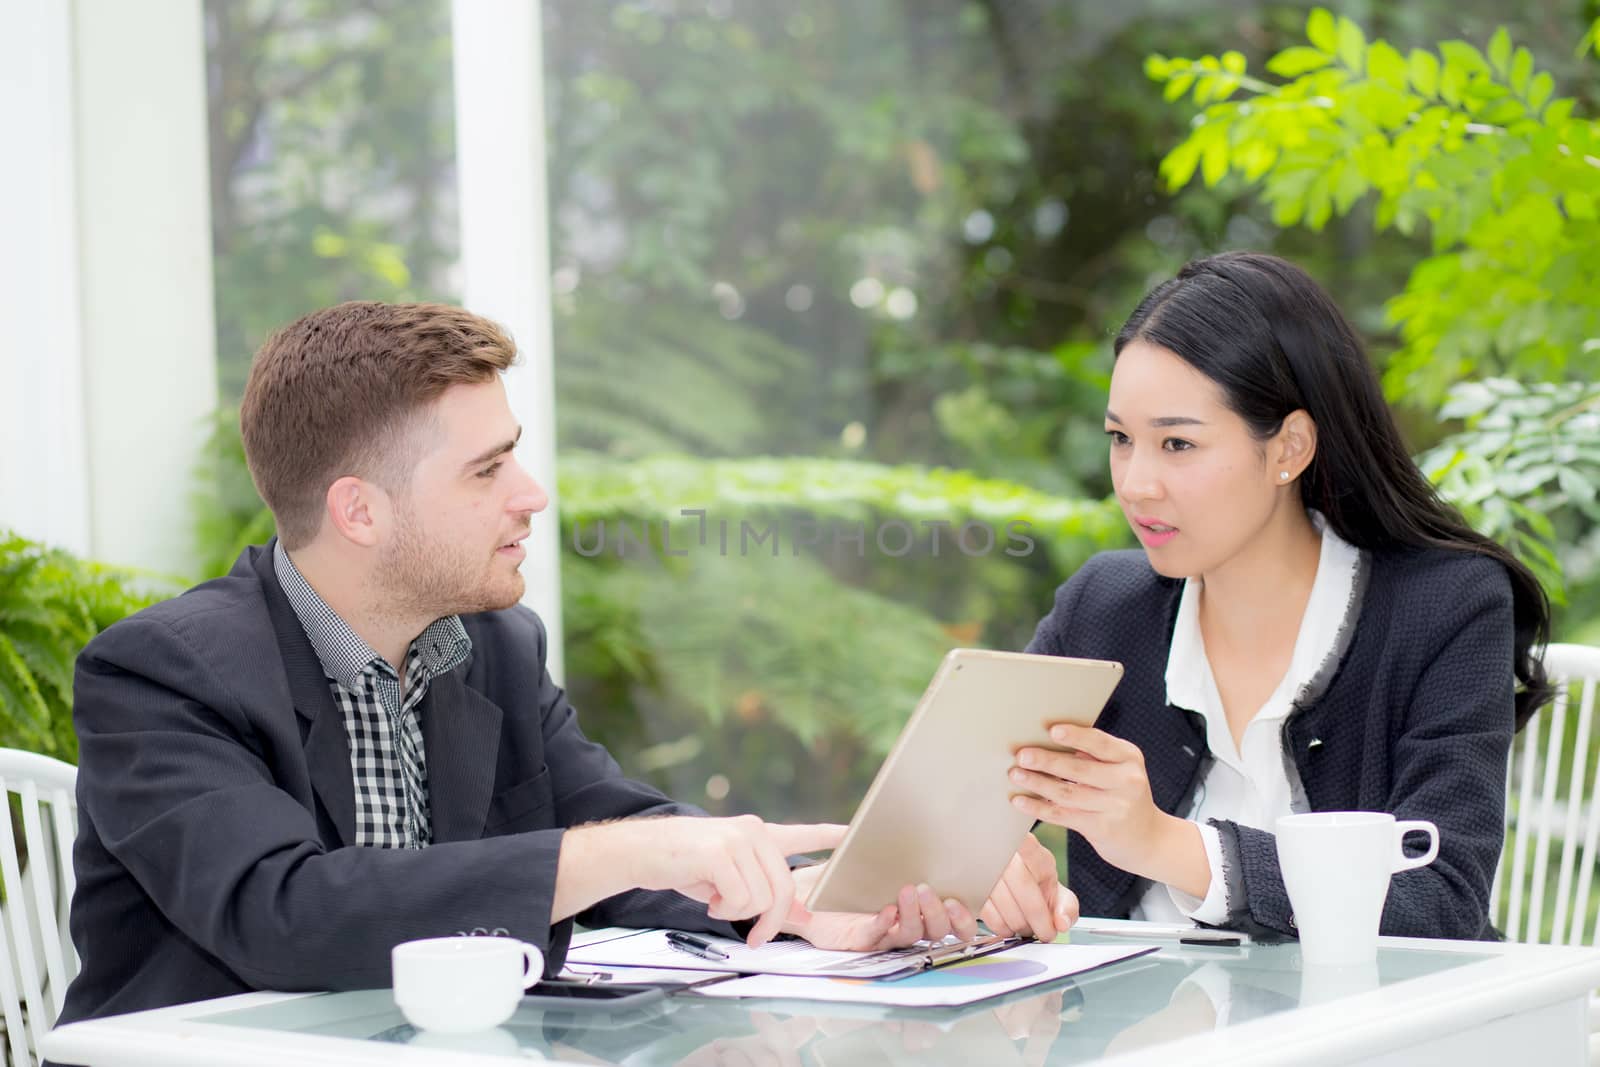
[1025,544,1516,941]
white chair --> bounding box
[1489,644,1600,1065]
[0,750,79,1067]
[1493,643,1600,945]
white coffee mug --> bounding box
[1275,811,1439,967]
[392,935,543,1033]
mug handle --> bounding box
[1392,819,1439,872]
[520,942,545,990]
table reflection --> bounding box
[202,937,1484,1065]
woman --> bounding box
[1002,251,1551,941]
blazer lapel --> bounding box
[300,697,358,847]
[252,541,358,847]
[421,672,503,843]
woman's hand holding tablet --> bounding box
[804,649,1122,917]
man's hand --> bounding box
[784,834,1077,950]
[782,865,981,950]
[555,815,844,946]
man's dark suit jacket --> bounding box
[60,541,724,1024]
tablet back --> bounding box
[806,649,1123,915]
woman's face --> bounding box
[1105,340,1283,579]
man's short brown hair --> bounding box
[241,301,518,549]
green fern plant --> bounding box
[0,534,168,761]
[562,549,960,821]
[555,296,833,458]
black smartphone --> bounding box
[524,981,666,1011]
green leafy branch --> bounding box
[1147,9,1600,408]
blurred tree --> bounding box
[204,0,459,395]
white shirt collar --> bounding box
[1164,510,1361,726]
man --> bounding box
[61,302,1075,1024]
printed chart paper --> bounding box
[690,942,1156,1007]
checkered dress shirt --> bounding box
[274,543,471,848]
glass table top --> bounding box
[204,932,1493,1064]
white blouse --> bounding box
[1133,512,1361,924]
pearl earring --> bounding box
[1279,471,1290,481]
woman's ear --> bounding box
[1273,410,1318,483]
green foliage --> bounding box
[192,407,277,581]
[1418,379,1600,600]
[1580,18,1600,61]
[562,551,956,820]
[543,0,1296,501]
[0,535,168,761]
[1147,10,1600,409]
[546,3,1030,303]
[559,453,1126,577]
[205,0,460,395]
[886,340,1116,500]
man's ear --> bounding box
[1273,409,1318,482]
[323,476,390,549]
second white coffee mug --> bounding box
[392,935,543,1033]
[1275,811,1439,967]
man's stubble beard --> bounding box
[375,507,524,623]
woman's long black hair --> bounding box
[1114,251,1553,728]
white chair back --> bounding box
[0,749,78,1067]
[1493,643,1600,944]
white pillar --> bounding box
[71,0,218,576]
[0,0,90,554]
[451,0,564,680]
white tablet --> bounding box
[805,648,1123,916]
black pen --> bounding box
[665,931,732,961]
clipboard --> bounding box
[806,649,1123,915]
[565,928,1028,981]
[854,934,1028,981]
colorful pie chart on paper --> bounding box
[831,954,1049,988]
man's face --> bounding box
[376,378,548,618]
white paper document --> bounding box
[567,928,1030,980]
[690,942,1158,1007]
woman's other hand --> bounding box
[1009,723,1208,898]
